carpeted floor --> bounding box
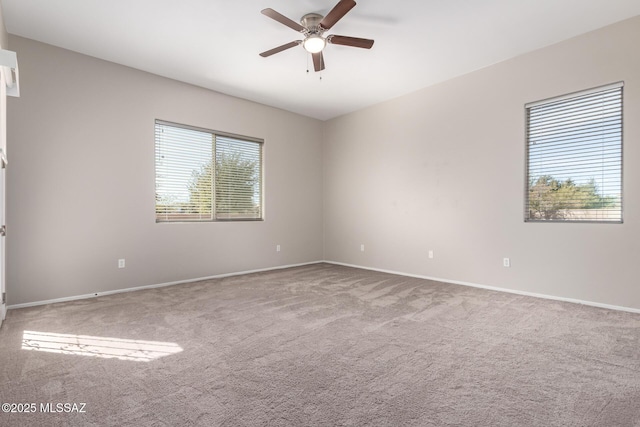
[1,263,639,426]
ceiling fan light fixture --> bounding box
[303,35,326,53]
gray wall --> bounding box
[7,36,324,305]
[323,16,640,309]
[7,16,640,310]
[0,4,7,49]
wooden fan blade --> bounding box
[319,0,356,30]
[312,52,325,72]
[261,8,305,32]
[260,41,300,57]
[327,35,374,49]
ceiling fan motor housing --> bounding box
[301,13,324,35]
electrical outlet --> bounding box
[503,258,510,268]
[360,244,365,252]
[276,245,281,252]
[428,250,434,259]
[118,259,125,269]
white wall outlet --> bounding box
[503,258,510,268]
[360,244,365,252]
[276,244,281,252]
[428,250,434,259]
[118,259,125,269]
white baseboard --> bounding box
[7,261,324,310]
[324,260,640,314]
[8,260,640,315]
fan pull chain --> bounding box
[304,55,322,80]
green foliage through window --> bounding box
[528,176,618,220]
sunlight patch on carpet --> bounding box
[21,330,183,362]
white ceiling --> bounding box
[3,1,640,120]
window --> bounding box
[155,120,263,222]
[525,83,622,222]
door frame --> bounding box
[0,69,7,327]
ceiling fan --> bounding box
[259,0,375,72]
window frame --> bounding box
[154,119,264,223]
[524,82,623,224]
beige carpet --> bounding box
[1,263,639,426]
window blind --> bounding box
[215,135,262,220]
[525,83,622,222]
[155,120,263,222]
